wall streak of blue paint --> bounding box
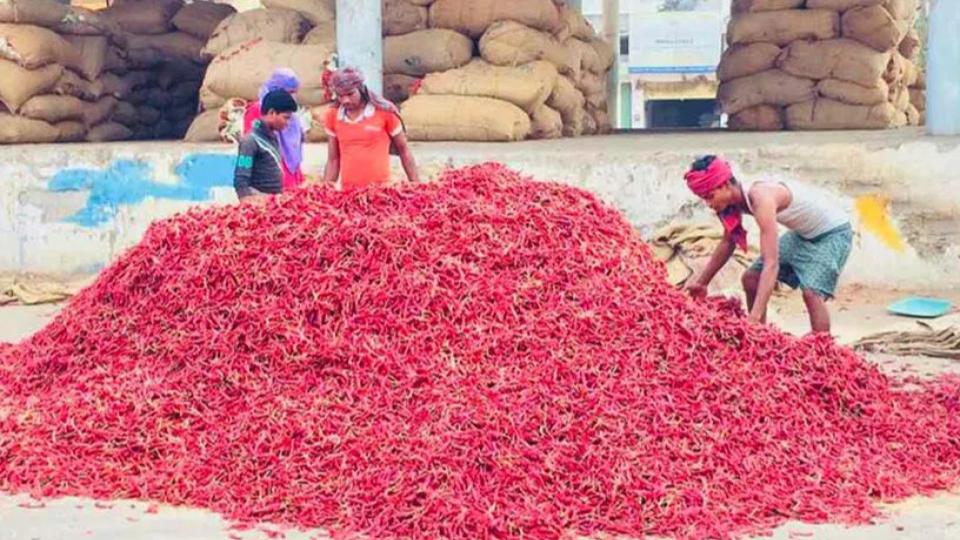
[48,153,235,227]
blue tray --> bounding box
[887,297,953,319]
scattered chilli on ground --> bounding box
[1,164,960,539]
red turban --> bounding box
[684,157,748,252]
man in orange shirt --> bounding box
[323,67,420,190]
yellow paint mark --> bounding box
[855,195,905,252]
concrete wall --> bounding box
[1,130,957,288]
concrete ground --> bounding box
[2,287,959,540]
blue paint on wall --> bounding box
[48,153,235,227]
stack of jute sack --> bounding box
[0,0,230,144]
[386,0,616,142]
[97,0,233,141]
[718,0,923,131]
[0,0,125,143]
[187,0,337,142]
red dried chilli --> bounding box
[1,164,960,539]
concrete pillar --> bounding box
[336,0,383,94]
[927,0,960,135]
[602,0,620,128]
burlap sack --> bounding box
[147,88,174,109]
[401,94,532,141]
[577,71,604,98]
[582,108,597,136]
[384,0,429,36]
[905,103,921,126]
[0,23,71,69]
[841,6,906,52]
[202,9,310,59]
[172,0,236,39]
[590,38,615,73]
[137,104,162,125]
[785,99,899,129]
[0,0,116,35]
[306,104,333,143]
[732,0,805,12]
[913,68,925,89]
[203,40,335,105]
[126,48,165,70]
[566,38,603,75]
[384,74,419,104]
[0,60,62,111]
[384,29,472,77]
[728,10,839,46]
[83,96,118,127]
[589,105,612,134]
[199,86,226,111]
[409,0,434,5]
[584,90,605,110]
[728,104,784,131]
[155,60,206,90]
[817,78,889,105]
[884,0,918,21]
[87,121,132,142]
[184,109,221,142]
[883,51,908,84]
[530,104,562,139]
[100,71,151,99]
[62,35,107,81]
[777,39,890,87]
[718,43,781,82]
[561,106,585,137]
[889,82,910,111]
[480,21,578,79]
[172,117,193,139]
[909,88,924,111]
[557,6,594,41]
[262,0,335,25]
[806,0,884,10]
[111,101,138,127]
[718,69,815,115]
[898,28,920,60]
[19,94,86,123]
[104,46,127,74]
[429,0,562,38]
[547,74,584,117]
[128,32,205,64]
[53,69,104,101]
[55,121,85,142]
[103,0,182,35]
[127,88,149,106]
[303,21,336,47]
[419,59,557,113]
[0,112,58,143]
[169,103,197,122]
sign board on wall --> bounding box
[628,7,723,74]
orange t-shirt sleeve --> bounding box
[384,112,403,137]
[323,107,338,138]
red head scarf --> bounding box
[329,66,400,115]
[684,157,748,252]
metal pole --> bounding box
[603,0,620,128]
[927,0,960,135]
[336,0,383,94]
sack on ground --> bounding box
[55,120,85,142]
[103,0,182,35]
[19,94,86,123]
[817,78,888,105]
[86,121,132,142]
[728,104,784,130]
[419,59,557,114]
[732,0,805,12]
[841,5,906,52]
[401,94,532,141]
[428,0,562,38]
[0,112,58,143]
[777,38,890,87]
[785,98,901,129]
[0,23,71,69]
[547,75,584,116]
[530,104,562,139]
[384,74,420,104]
[202,9,311,59]
[303,21,336,47]
[128,32,205,64]
[480,21,578,79]
[184,109,221,142]
[53,69,104,101]
[82,95,118,127]
[384,0,428,36]
[728,10,839,46]
[261,0,335,26]
[718,69,816,115]
[62,35,107,81]
[111,101,138,127]
[384,29,472,77]
[172,0,236,39]
[718,43,781,82]
[0,60,63,111]
[203,40,335,105]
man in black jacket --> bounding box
[234,89,298,200]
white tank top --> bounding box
[742,177,849,239]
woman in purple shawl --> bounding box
[243,68,305,190]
